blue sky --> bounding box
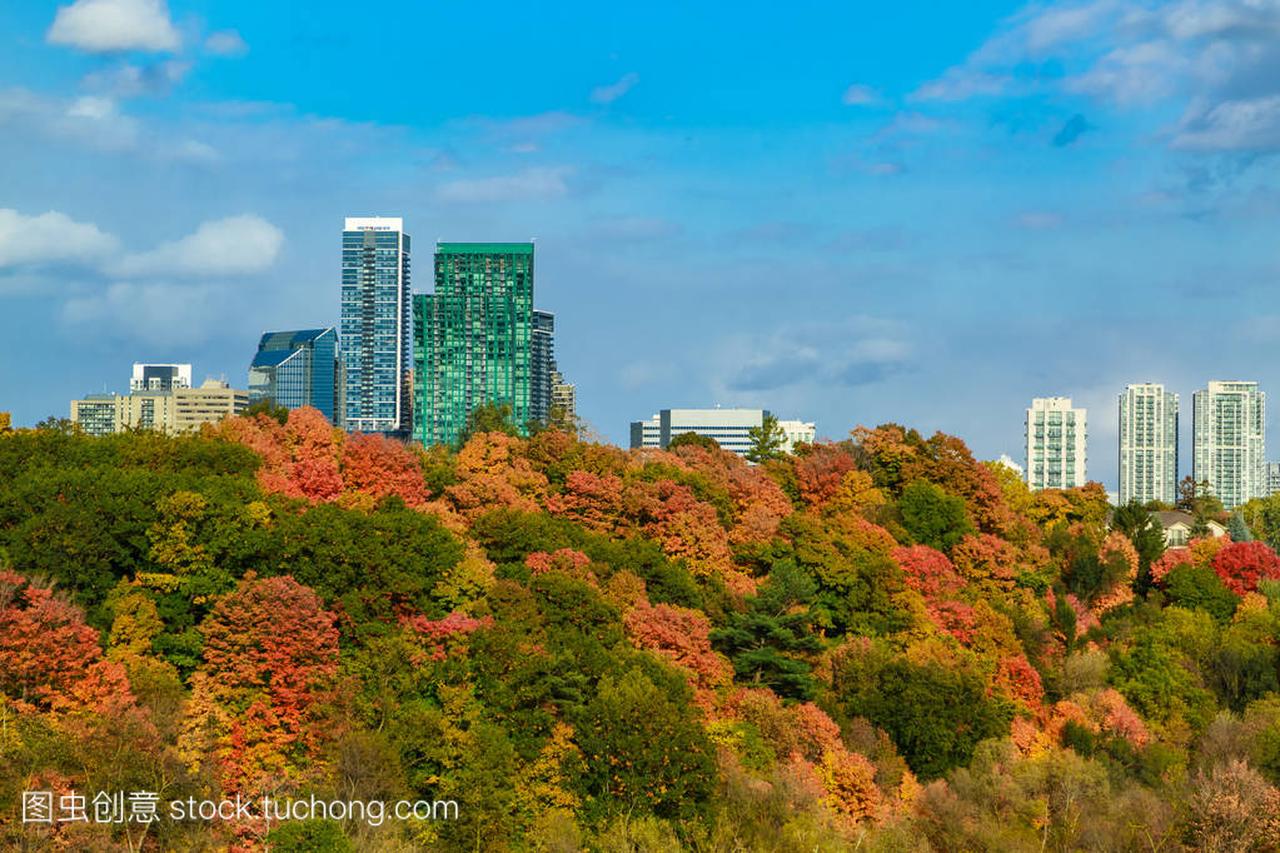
[2,0,1279,489]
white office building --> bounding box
[1193,380,1265,509]
[776,419,816,451]
[630,408,814,458]
[1025,397,1087,490]
[1118,383,1179,506]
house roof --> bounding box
[1153,510,1226,531]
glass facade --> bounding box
[531,310,555,426]
[248,327,338,422]
[414,243,534,447]
[1118,384,1178,505]
[1193,381,1265,509]
[340,218,411,436]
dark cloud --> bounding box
[1052,113,1094,147]
[727,353,822,391]
[836,359,910,387]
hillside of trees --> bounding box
[3,410,1280,850]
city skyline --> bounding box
[4,2,1280,492]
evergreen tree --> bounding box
[1228,513,1253,542]
[711,560,821,699]
[745,414,787,464]
[1111,500,1167,594]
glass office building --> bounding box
[248,327,338,422]
[414,242,534,447]
[340,217,411,436]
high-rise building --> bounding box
[131,363,191,392]
[0,411,10,432]
[1268,462,1280,497]
[630,408,814,458]
[70,394,121,436]
[172,379,249,432]
[551,368,576,426]
[71,379,247,435]
[340,217,411,436]
[1025,397,1087,490]
[414,242,534,447]
[531,310,555,426]
[1118,383,1179,506]
[1193,380,1265,509]
[249,328,339,422]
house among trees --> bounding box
[1154,510,1228,547]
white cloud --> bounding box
[590,72,640,104]
[718,317,915,392]
[910,68,1012,102]
[436,167,574,203]
[875,111,948,138]
[47,0,180,53]
[83,59,191,97]
[1020,0,1120,54]
[842,84,880,106]
[1064,41,1187,104]
[205,29,248,57]
[111,214,284,277]
[163,138,220,163]
[0,87,139,151]
[1172,94,1280,151]
[908,0,1280,155]
[0,209,119,269]
[61,281,226,345]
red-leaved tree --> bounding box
[0,570,133,715]
[1212,540,1280,596]
[179,573,340,796]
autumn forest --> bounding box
[3,410,1280,851]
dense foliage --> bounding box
[2,411,1280,849]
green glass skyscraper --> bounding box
[414,243,534,446]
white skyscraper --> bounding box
[1193,380,1266,509]
[1025,397,1087,491]
[1118,383,1179,506]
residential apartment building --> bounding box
[1118,383,1178,505]
[551,368,576,426]
[340,217,411,436]
[414,242,535,446]
[1193,380,1266,509]
[1025,397,1087,490]
[531,310,555,426]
